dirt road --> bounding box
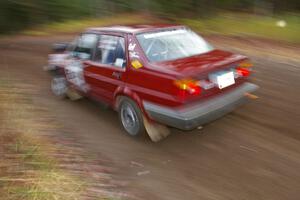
[0,34,300,200]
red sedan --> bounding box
[47,24,258,141]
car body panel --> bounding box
[83,60,127,105]
[86,24,186,34]
[143,82,258,130]
[151,50,247,78]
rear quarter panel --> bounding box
[124,67,180,107]
[117,34,181,109]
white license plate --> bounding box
[209,71,235,89]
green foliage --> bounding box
[0,0,91,33]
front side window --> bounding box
[94,35,126,67]
[136,28,214,62]
[72,34,99,60]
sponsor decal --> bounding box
[128,43,136,51]
[129,51,140,59]
[131,60,143,69]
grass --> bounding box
[178,13,300,43]
[0,79,120,199]
[22,12,300,44]
[22,13,160,36]
[0,83,85,200]
[1,134,84,200]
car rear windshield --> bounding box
[136,28,214,62]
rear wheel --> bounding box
[118,97,145,136]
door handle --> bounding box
[112,71,122,79]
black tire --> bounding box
[118,97,145,136]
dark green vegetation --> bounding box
[1,0,299,34]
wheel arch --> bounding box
[113,86,150,119]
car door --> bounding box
[83,33,127,104]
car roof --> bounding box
[86,24,186,35]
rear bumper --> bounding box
[143,82,259,130]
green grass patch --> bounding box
[22,14,158,36]
[178,13,300,43]
[22,12,300,44]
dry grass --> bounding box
[1,134,85,200]
[0,82,85,200]
[0,78,122,199]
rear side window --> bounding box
[94,35,126,68]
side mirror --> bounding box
[52,43,68,53]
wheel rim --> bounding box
[120,102,139,136]
[51,77,67,96]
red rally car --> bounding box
[47,24,258,141]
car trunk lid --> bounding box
[155,50,247,78]
[152,50,251,103]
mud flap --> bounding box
[143,116,170,142]
[66,88,83,101]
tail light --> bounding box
[236,67,250,77]
[236,61,252,77]
[174,79,201,99]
